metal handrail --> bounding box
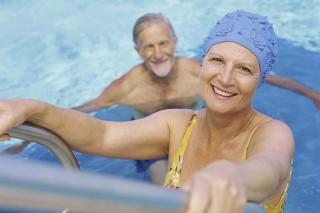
[1,124,266,213]
[6,123,79,170]
[0,156,265,213]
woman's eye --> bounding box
[209,57,222,62]
[240,66,252,73]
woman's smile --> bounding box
[211,84,237,98]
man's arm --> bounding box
[1,141,31,154]
[266,74,320,108]
[73,68,139,113]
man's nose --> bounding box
[154,45,164,59]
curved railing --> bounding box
[1,124,265,213]
[6,123,79,169]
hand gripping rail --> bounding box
[0,123,266,213]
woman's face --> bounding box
[200,42,260,114]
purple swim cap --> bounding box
[203,10,278,83]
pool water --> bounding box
[0,1,319,212]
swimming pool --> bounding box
[0,1,319,212]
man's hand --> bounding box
[308,90,320,108]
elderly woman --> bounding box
[0,10,293,213]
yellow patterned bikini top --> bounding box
[163,111,292,213]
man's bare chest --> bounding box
[127,79,199,113]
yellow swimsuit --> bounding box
[163,112,292,213]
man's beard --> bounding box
[148,58,175,78]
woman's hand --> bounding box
[0,134,10,141]
[0,99,32,141]
[182,160,247,213]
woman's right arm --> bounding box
[0,99,107,152]
[0,99,174,159]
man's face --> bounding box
[135,22,177,77]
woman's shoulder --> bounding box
[152,108,197,135]
[244,113,294,167]
[250,114,294,151]
[155,109,200,157]
[255,113,292,134]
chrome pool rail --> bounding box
[0,156,266,213]
[6,123,79,169]
[0,124,266,213]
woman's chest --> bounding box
[179,135,249,183]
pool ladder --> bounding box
[0,123,265,213]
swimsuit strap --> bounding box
[242,119,271,160]
[163,111,198,188]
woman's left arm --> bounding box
[238,120,294,202]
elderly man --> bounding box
[74,14,201,117]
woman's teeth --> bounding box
[212,85,235,97]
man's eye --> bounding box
[160,41,169,46]
[144,45,153,50]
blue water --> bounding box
[0,1,319,212]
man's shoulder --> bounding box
[111,63,147,88]
[128,63,146,74]
[176,56,200,65]
[122,63,147,79]
[175,56,201,76]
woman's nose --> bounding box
[218,66,235,85]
